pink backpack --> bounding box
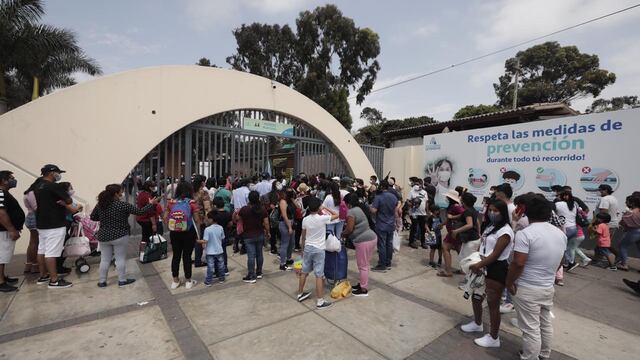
[74,213,99,248]
[339,199,348,220]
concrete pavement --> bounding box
[1,232,639,360]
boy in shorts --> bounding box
[297,197,338,309]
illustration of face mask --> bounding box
[438,171,451,182]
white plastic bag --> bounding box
[325,232,341,252]
[392,231,401,252]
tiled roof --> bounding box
[384,102,578,139]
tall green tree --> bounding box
[354,108,434,146]
[1,0,100,113]
[494,42,616,107]
[0,0,44,113]
[196,57,218,67]
[453,104,503,119]
[360,106,385,126]
[587,95,638,113]
[227,4,381,130]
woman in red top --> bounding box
[438,189,465,277]
[136,181,163,245]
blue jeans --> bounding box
[206,254,225,283]
[618,228,640,266]
[279,221,294,266]
[564,226,588,264]
[245,235,264,278]
[326,221,344,238]
[375,229,394,267]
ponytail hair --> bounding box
[97,184,122,210]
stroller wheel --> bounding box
[76,258,90,273]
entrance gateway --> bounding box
[132,108,357,184]
[0,66,376,208]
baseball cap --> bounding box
[41,164,66,175]
[331,176,340,181]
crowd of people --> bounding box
[1,165,639,359]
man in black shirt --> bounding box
[35,164,76,289]
[0,171,25,292]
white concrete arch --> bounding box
[0,65,374,207]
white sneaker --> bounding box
[500,303,515,314]
[474,333,500,348]
[170,281,180,290]
[461,321,483,333]
[185,280,197,289]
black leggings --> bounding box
[170,228,197,279]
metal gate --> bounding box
[130,109,353,183]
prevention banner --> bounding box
[423,108,639,210]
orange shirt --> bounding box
[595,223,611,248]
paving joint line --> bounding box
[139,261,214,360]
[0,301,157,345]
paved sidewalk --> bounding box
[1,233,639,360]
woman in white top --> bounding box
[323,182,346,238]
[461,199,514,349]
[555,189,578,268]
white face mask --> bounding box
[151,187,158,192]
[119,193,126,201]
[275,183,283,191]
[413,185,420,191]
[438,170,451,182]
[54,173,62,182]
[249,184,257,191]
[68,190,75,196]
[505,179,516,185]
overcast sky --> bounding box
[43,0,640,130]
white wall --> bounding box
[383,145,425,199]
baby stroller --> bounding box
[64,214,99,273]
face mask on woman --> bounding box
[119,192,126,201]
[413,185,420,191]
[151,186,158,193]
[275,183,283,191]
[488,212,501,224]
[438,171,451,182]
[54,173,62,182]
[68,190,75,196]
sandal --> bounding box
[437,271,453,277]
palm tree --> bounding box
[0,0,101,114]
[1,0,44,113]
[16,23,101,100]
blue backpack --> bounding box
[168,199,193,232]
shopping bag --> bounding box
[63,225,91,257]
[392,230,401,252]
[325,232,341,252]
[330,280,352,299]
[139,234,168,263]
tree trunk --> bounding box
[32,76,40,100]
